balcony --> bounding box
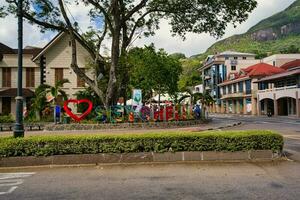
[258,85,299,93]
[221,92,245,99]
[257,85,300,100]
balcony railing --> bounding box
[258,85,299,93]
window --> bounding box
[222,87,226,95]
[238,82,243,93]
[2,68,11,87]
[225,57,229,60]
[233,83,237,93]
[243,57,247,60]
[26,68,35,87]
[286,78,297,87]
[55,68,64,83]
[231,66,236,71]
[273,61,276,66]
[77,69,85,87]
[245,80,251,94]
[228,84,232,94]
[234,57,238,60]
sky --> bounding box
[0,0,296,57]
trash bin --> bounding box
[63,116,71,124]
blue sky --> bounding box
[0,0,296,56]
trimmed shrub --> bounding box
[0,114,14,123]
[0,130,283,157]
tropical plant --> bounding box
[48,79,70,105]
[30,84,51,121]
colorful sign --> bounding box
[64,99,93,122]
[132,89,142,106]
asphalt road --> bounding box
[0,115,300,200]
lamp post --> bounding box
[14,0,24,137]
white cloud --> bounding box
[0,0,296,56]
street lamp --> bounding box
[14,0,24,137]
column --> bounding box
[252,98,257,115]
[296,91,300,118]
[257,95,261,116]
[274,94,278,117]
[226,100,229,114]
[243,98,247,115]
[236,99,240,114]
[232,100,236,114]
[220,101,224,114]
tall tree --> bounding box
[128,45,182,104]
[2,0,257,109]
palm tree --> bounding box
[30,84,51,121]
[30,79,69,121]
[48,79,70,105]
[178,89,214,119]
[193,92,214,119]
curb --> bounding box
[0,150,281,168]
[205,122,242,131]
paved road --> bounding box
[1,162,300,200]
[0,115,300,200]
[210,114,300,161]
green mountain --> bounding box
[196,0,300,60]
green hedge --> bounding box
[0,130,283,157]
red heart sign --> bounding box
[64,99,93,122]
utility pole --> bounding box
[14,0,24,137]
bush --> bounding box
[0,130,283,157]
[0,114,14,123]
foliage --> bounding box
[0,130,283,157]
[0,114,14,123]
[128,45,182,102]
[248,0,300,33]
[178,58,202,92]
[169,53,186,60]
[193,0,300,62]
[75,87,102,118]
[48,79,70,105]
[280,45,300,54]
[2,0,257,108]
[29,84,51,121]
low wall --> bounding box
[0,150,282,168]
[44,120,210,131]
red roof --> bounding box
[280,59,300,70]
[243,63,285,77]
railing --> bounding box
[258,85,299,93]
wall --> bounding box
[43,34,93,101]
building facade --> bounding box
[0,32,92,116]
[218,63,284,115]
[0,43,41,116]
[256,60,300,117]
[200,51,259,113]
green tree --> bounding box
[29,84,50,121]
[2,0,257,109]
[128,45,182,105]
[280,45,300,54]
[169,53,186,60]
